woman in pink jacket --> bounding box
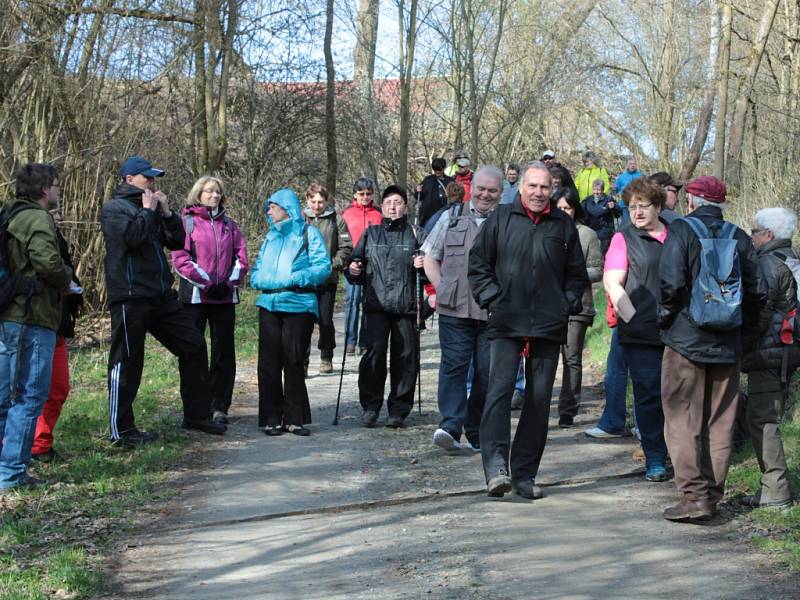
[172,176,249,424]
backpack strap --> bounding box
[682,216,710,239]
[447,201,465,226]
[720,221,737,240]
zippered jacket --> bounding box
[101,183,185,304]
[304,207,352,287]
[171,204,249,304]
[250,189,331,316]
[1,198,72,330]
[342,200,382,248]
[468,199,588,341]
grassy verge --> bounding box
[585,288,800,570]
[0,294,260,599]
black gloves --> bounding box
[206,282,230,300]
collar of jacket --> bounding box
[689,204,724,220]
[510,198,556,221]
[113,183,147,206]
[624,218,668,238]
[304,206,335,220]
[185,204,226,220]
[381,215,408,229]
[758,237,793,256]
[349,199,377,212]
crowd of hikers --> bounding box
[0,150,797,524]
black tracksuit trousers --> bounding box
[184,303,237,414]
[480,337,560,483]
[107,296,211,440]
[358,310,417,418]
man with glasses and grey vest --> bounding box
[423,166,504,453]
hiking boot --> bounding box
[433,427,461,451]
[662,498,714,522]
[284,424,311,436]
[212,410,229,424]
[487,471,512,497]
[319,360,334,374]
[740,492,793,510]
[114,429,159,448]
[558,415,574,429]
[31,448,56,463]
[584,426,622,439]
[182,418,226,435]
[645,464,669,482]
[362,410,379,428]
[510,390,525,410]
[464,431,480,452]
[385,415,405,429]
[512,478,544,500]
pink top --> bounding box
[604,228,668,271]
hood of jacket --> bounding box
[185,203,227,221]
[265,189,304,235]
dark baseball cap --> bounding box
[381,184,408,203]
[120,156,165,178]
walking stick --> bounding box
[333,281,358,426]
[413,190,423,415]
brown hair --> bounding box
[305,182,330,202]
[625,177,666,210]
[446,181,465,203]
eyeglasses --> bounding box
[202,188,221,195]
[751,228,768,235]
[665,187,678,194]
[629,203,654,212]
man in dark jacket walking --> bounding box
[304,183,352,374]
[346,185,425,429]
[659,175,766,521]
[416,158,454,228]
[101,156,225,446]
[468,162,588,499]
[740,207,798,510]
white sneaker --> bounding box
[584,426,623,439]
[433,428,461,451]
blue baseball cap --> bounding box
[119,156,165,178]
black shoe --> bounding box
[182,419,227,435]
[31,448,56,463]
[464,431,480,451]
[284,424,311,436]
[558,415,574,429]
[512,478,544,500]
[264,425,283,436]
[362,410,379,428]
[487,471,512,497]
[385,415,405,429]
[114,429,159,447]
[212,410,229,424]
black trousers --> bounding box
[315,284,337,361]
[107,297,211,440]
[480,337,560,483]
[358,310,417,418]
[184,303,236,413]
[257,310,314,428]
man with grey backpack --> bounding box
[658,175,766,522]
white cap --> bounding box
[542,150,555,159]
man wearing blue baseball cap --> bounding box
[100,156,226,446]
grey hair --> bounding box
[521,160,552,181]
[690,194,726,212]
[592,179,605,189]
[474,164,504,185]
[755,207,797,240]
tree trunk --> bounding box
[354,0,380,182]
[323,0,337,196]
[713,2,731,179]
[193,0,209,174]
[679,0,720,182]
[726,0,780,187]
[397,0,419,193]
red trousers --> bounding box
[32,336,70,455]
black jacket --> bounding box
[659,205,767,363]
[741,239,800,372]
[100,183,185,305]
[418,174,454,227]
[345,215,424,316]
[582,194,620,242]
[468,199,589,341]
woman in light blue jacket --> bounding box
[250,189,331,436]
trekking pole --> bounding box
[333,282,358,426]
[413,190,423,415]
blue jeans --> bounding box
[0,321,56,488]
[344,280,366,348]
[597,327,629,435]
[438,315,490,436]
[621,344,667,468]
